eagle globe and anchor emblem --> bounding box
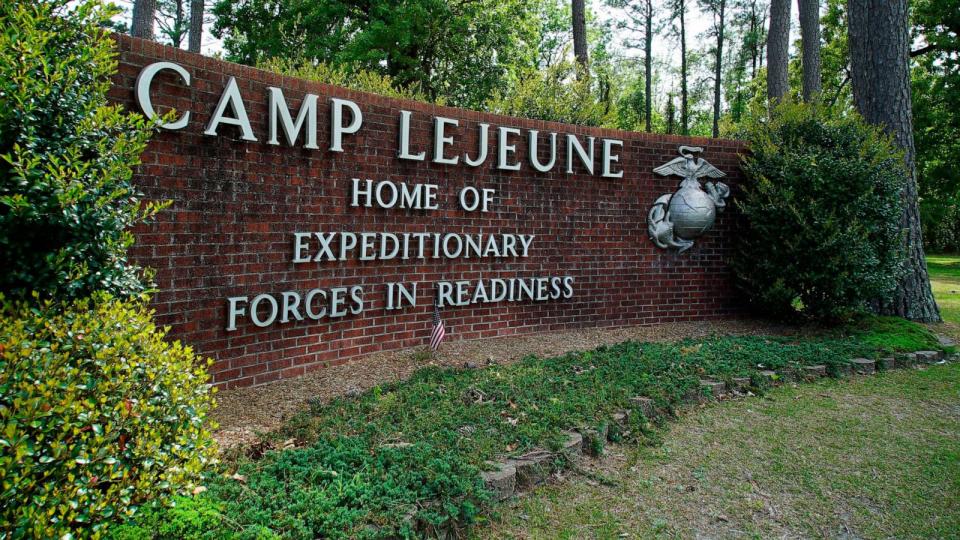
[647,145,730,253]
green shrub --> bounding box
[0,294,217,539]
[0,0,164,302]
[260,58,440,105]
[732,102,906,321]
[485,62,614,127]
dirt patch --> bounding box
[211,318,795,448]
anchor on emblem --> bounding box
[647,145,730,253]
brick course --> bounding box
[110,35,748,389]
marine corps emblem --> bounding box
[647,145,730,253]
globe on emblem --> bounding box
[667,186,717,239]
[647,146,730,253]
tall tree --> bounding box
[188,0,203,53]
[701,0,727,137]
[156,0,189,47]
[766,0,790,101]
[798,0,822,100]
[848,0,940,322]
[643,0,653,132]
[670,0,690,134]
[607,0,655,131]
[741,0,768,79]
[666,92,677,134]
[130,0,156,39]
[572,0,589,71]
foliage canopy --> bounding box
[213,0,540,109]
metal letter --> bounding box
[268,88,318,149]
[135,62,191,130]
[398,110,426,160]
[566,134,595,174]
[529,130,558,172]
[204,76,257,141]
[497,126,522,170]
[433,117,459,164]
[330,98,363,152]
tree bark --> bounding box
[572,0,589,73]
[131,0,156,40]
[848,0,941,322]
[677,0,689,134]
[666,93,676,134]
[767,0,791,102]
[799,0,822,100]
[749,1,758,78]
[712,0,726,138]
[189,0,203,53]
[644,0,653,132]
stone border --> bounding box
[478,347,956,504]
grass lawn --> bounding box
[476,363,960,539]
[929,254,960,326]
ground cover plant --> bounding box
[112,315,945,539]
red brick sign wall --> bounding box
[110,35,747,389]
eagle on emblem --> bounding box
[648,146,730,253]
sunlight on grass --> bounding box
[929,254,960,325]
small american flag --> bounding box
[430,302,446,351]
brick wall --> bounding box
[109,35,748,389]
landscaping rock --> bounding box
[759,370,781,385]
[730,377,751,392]
[561,432,583,457]
[938,335,956,348]
[916,351,940,364]
[480,461,516,501]
[849,358,876,375]
[897,352,918,368]
[579,426,607,456]
[699,380,727,399]
[682,385,705,403]
[629,396,658,420]
[879,357,896,371]
[835,362,853,377]
[803,365,827,378]
[508,450,553,489]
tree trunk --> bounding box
[712,0,726,138]
[572,0,589,73]
[767,0,790,102]
[799,0,822,100]
[749,1,758,79]
[848,0,941,322]
[131,0,156,40]
[678,0,689,134]
[189,0,203,53]
[666,94,676,134]
[645,0,653,133]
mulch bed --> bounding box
[211,317,801,448]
